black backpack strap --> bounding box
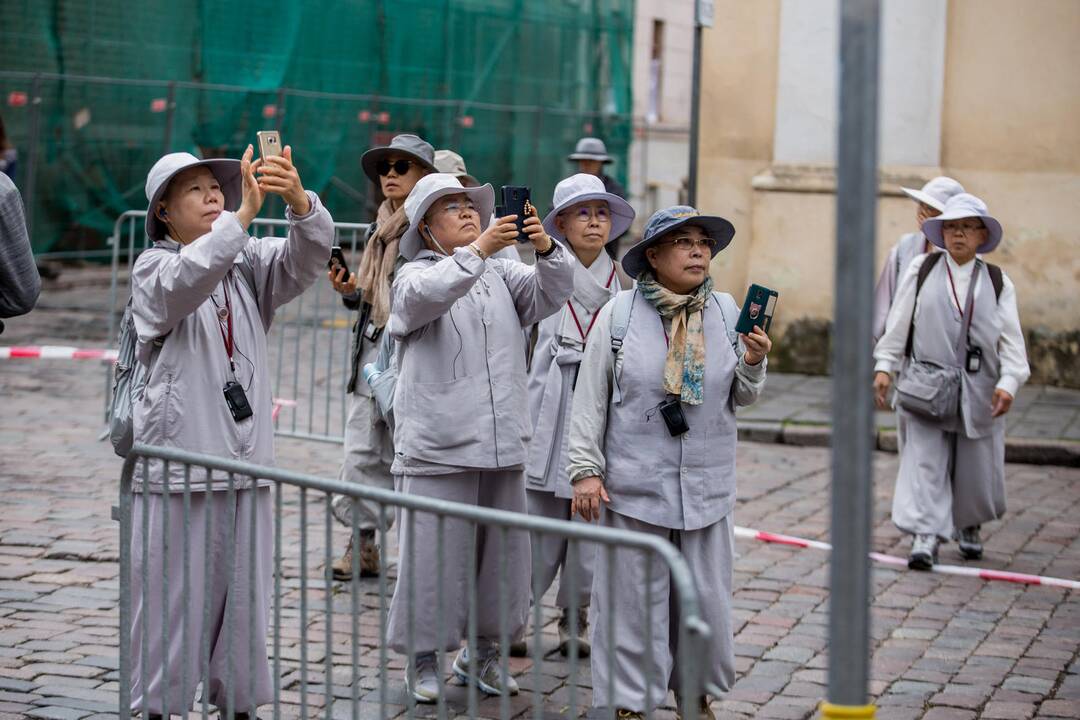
[904,252,943,359]
[986,262,1004,302]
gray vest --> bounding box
[604,291,739,531]
[909,259,1002,439]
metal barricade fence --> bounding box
[105,211,370,442]
[118,443,715,719]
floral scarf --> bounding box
[636,271,713,406]
[356,199,409,328]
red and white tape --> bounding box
[1,345,118,361]
[734,526,1080,591]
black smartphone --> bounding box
[328,246,350,279]
[499,185,531,242]
[735,283,778,335]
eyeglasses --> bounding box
[943,220,986,235]
[437,200,478,216]
[654,236,718,252]
[567,207,610,223]
[377,159,414,177]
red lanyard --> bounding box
[213,281,236,372]
[944,261,975,322]
[566,265,616,342]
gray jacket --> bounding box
[388,244,574,472]
[0,173,40,320]
[130,193,334,491]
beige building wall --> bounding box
[697,0,1080,384]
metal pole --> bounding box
[687,23,702,207]
[24,74,43,241]
[825,0,880,718]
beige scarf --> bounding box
[356,199,409,328]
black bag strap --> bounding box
[986,262,1003,302]
[904,252,943,358]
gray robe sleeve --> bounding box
[872,243,901,344]
[0,175,40,318]
[489,242,575,327]
[566,301,617,485]
[388,247,486,338]
[239,191,335,331]
[130,212,250,341]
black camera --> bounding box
[223,381,253,422]
[658,395,690,437]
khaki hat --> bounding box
[434,149,479,186]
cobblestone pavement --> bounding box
[1,274,1079,719]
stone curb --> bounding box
[736,421,1080,467]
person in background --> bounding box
[873,176,965,343]
[386,173,573,702]
[567,206,771,720]
[327,133,436,580]
[874,193,1029,570]
[0,114,17,181]
[0,172,39,335]
[130,145,334,717]
[568,137,627,200]
[511,173,633,659]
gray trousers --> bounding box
[387,470,531,655]
[525,489,595,610]
[130,488,273,714]
[333,392,395,532]
[590,510,735,711]
[892,409,1007,541]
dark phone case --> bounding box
[328,246,350,278]
[500,185,531,242]
[735,284,778,335]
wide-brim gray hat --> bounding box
[621,205,735,278]
[542,173,634,244]
[144,152,242,241]
[361,133,437,184]
[400,173,496,260]
[567,137,612,163]
[901,176,965,212]
[922,193,1003,254]
[434,149,479,186]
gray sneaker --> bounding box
[958,525,983,560]
[405,652,441,704]
[557,606,591,658]
[452,645,519,696]
[908,534,939,571]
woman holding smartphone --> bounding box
[386,173,573,701]
[566,206,771,720]
[130,144,333,716]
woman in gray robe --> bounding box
[385,173,574,702]
[567,206,772,720]
[130,145,334,716]
[874,193,1029,569]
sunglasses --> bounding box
[376,159,415,177]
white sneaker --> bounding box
[908,534,939,571]
[452,645,519,696]
[405,652,441,703]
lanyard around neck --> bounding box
[944,260,976,322]
[211,280,236,373]
[566,265,616,342]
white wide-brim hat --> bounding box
[900,176,965,212]
[400,173,495,260]
[542,173,635,244]
[144,152,242,241]
[922,193,1003,254]
[621,205,735,279]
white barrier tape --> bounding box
[1,345,118,361]
[734,526,1080,591]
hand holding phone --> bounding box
[328,246,350,278]
[256,130,283,162]
[735,283,778,335]
[499,185,531,243]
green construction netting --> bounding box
[0,0,634,253]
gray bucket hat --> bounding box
[144,152,242,241]
[621,205,735,278]
[567,137,612,164]
[399,173,496,261]
[542,173,634,243]
[361,134,437,184]
[434,149,479,186]
[900,176,965,212]
[922,193,1003,254]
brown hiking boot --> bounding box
[331,531,381,581]
[557,606,590,658]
